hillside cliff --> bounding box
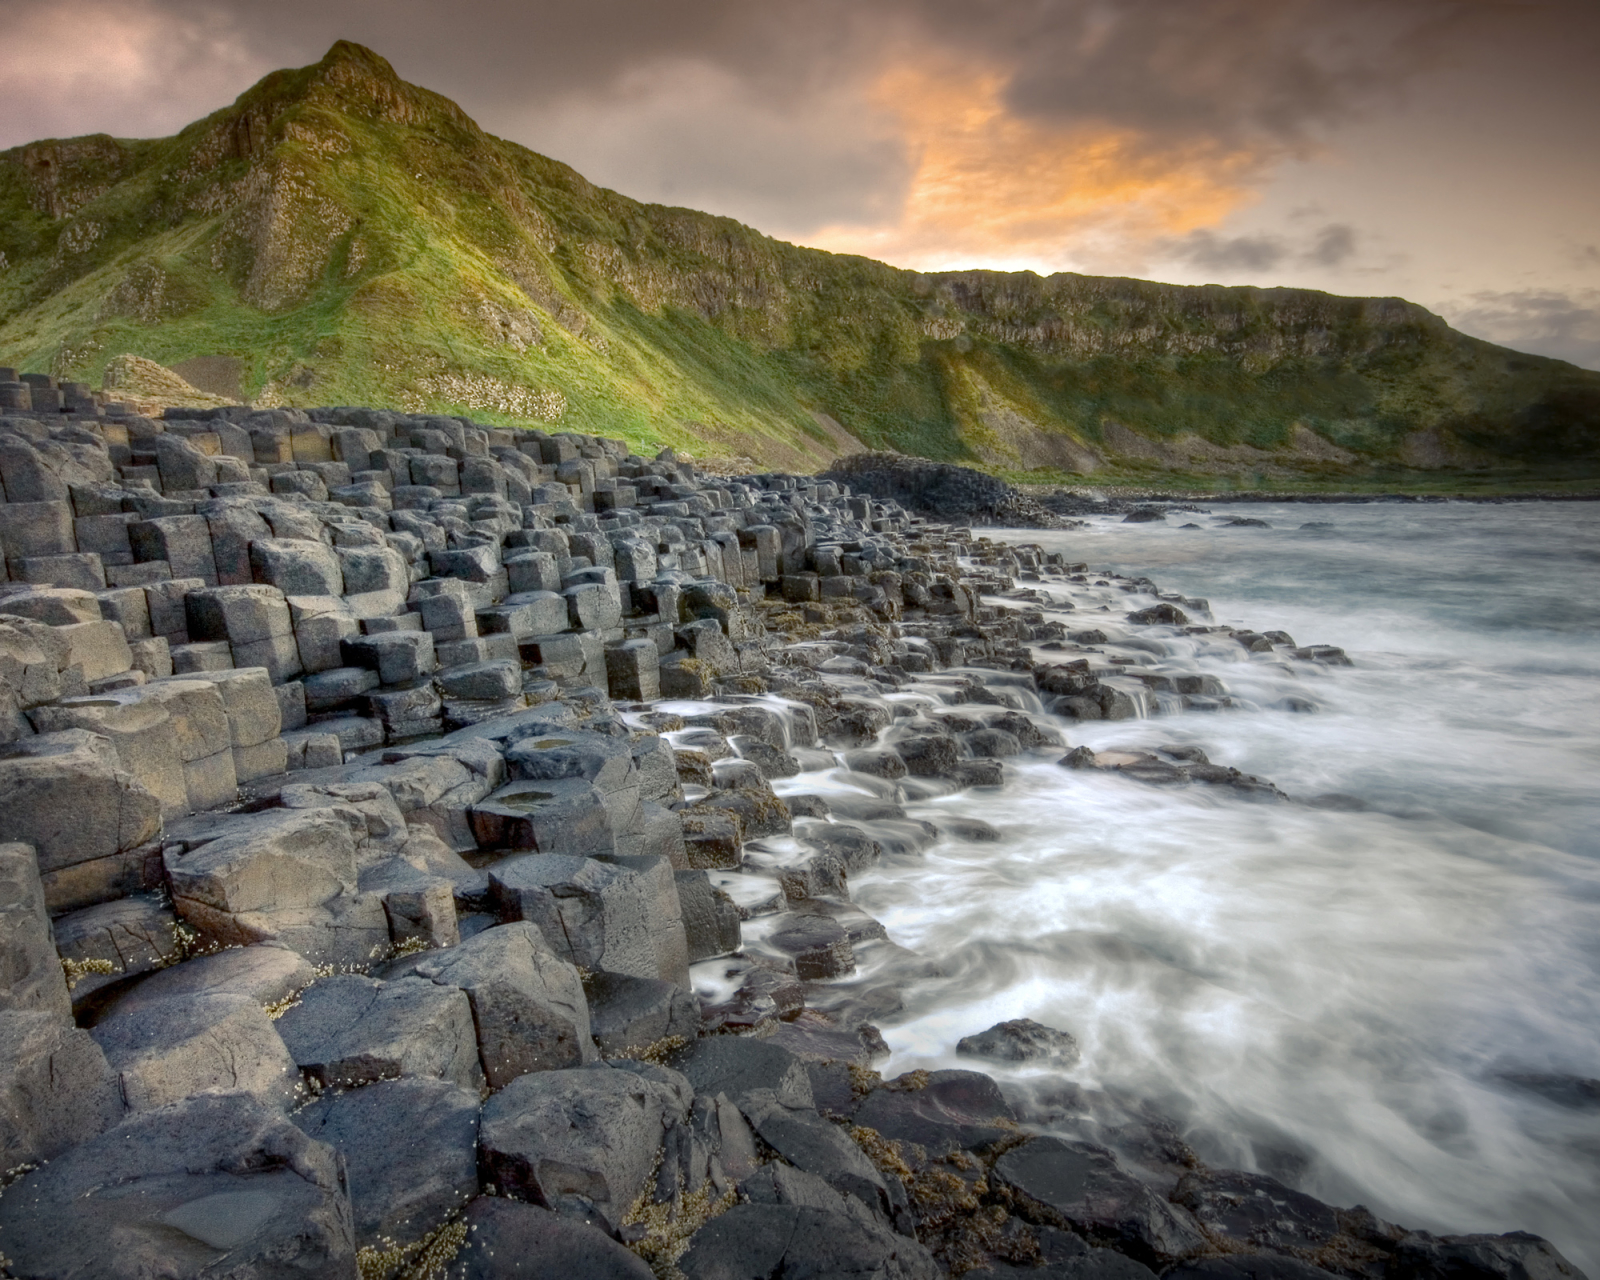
[2,41,1596,480]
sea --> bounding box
[802,501,1599,1271]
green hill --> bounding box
[2,41,1596,487]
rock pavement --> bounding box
[0,380,1580,1280]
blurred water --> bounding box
[853,502,1600,1271]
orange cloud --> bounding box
[800,60,1268,274]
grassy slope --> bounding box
[1,42,1596,486]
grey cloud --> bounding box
[1170,231,1289,274]
[1305,224,1357,267]
[1449,290,1600,370]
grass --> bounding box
[2,40,1597,489]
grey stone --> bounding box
[250,536,343,596]
[852,1070,1018,1156]
[395,921,597,1087]
[746,1101,891,1220]
[992,1136,1206,1267]
[586,969,699,1058]
[0,841,72,1018]
[343,629,437,684]
[52,894,182,1010]
[768,913,855,979]
[0,584,102,625]
[274,972,485,1091]
[490,854,668,981]
[90,991,300,1112]
[0,730,163,874]
[471,778,616,855]
[130,514,218,584]
[296,1076,480,1249]
[0,1009,124,1167]
[479,1061,691,1231]
[287,593,359,672]
[0,1091,356,1279]
[112,942,314,1019]
[678,1204,941,1280]
[670,1035,814,1114]
[675,869,742,960]
[958,1017,1081,1065]
[438,658,521,700]
[445,1198,656,1280]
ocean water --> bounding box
[839,502,1600,1270]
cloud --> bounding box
[1168,231,1289,274]
[1305,223,1358,267]
[798,59,1263,272]
[1446,289,1600,370]
[1155,222,1362,280]
[0,0,268,147]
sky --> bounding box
[1,0,1596,369]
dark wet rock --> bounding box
[993,1135,1205,1267]
[957,1017,1081,1065]
[295,1076,480,1249]
[479,1060,691,1233]
[854,1069,1018,1156]
[941,816,1001,841]
[1171,1167,1342,1256]
[1388,1230,1587,1280]
[1222,517,1271,527]
[678,1202,942,1280]
[676,869,743,960]
[1127,603,1189,626]
[671,1035,814,1113]
[1498,1072,1600,1109]
[1165,1256,1338,1280]
[1060,746,1098,769]
[765,1014,890,1067]
[769,912,857,979]
[963,726,1023,758]
[444,1197,656,1279]
[1123,508,1166,524]
[986,1225,1162,1280]
[585,969,699,1058]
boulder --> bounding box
[586,969,699,1058]
[678,1204,941,1280]
[273,972,485,1091]
[675,869,742,960]
[444,1198,656,1280]
[250,536,344,596]
[295,1076,480,1249]
[0,1092,356,1278]
[956,1017,1081,1066]
[490,854,673,982]
[853,1070,1018,1155]
[51,894,183,1010]
[0,729,164,872]
[671,1036,814,1114]
[479,1061,691,1233]
[0,842,71,1018]
[90,991,300,1112]
[992,1136,1205,1267]
[0,1009,124,1167]
[112,941,314,1018]
[394,921,597,1086]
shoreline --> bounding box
[0,400,1587,1279]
